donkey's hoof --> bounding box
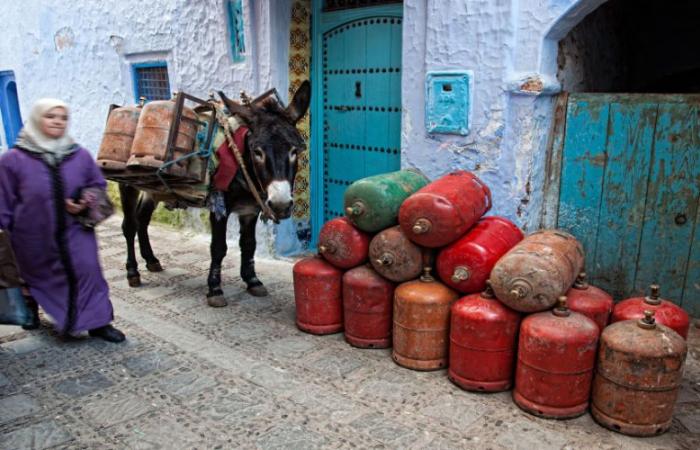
[146,261,164,272]
[247,284,269,297]
[127,275,141,287]
[207,294,228,308]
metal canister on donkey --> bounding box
[97,98,145,170]
[591,310,687,436]
[293,256,343,335]
[344,169,430,233]
[318,217,371,269]
[392,268,458,371]
[513,296,599,419]
[343,265,395,348]
[399,170,492,248]
[127,97,198,177]
[612,284,690,339]
[369,226,425,283]
[448,282,521,392]
[436,216,523,294]
[490,229,584,313]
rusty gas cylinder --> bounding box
[344,169,430,233]
[565,272,613,333]
[342,265,395,348]
[399,170,492,248]
[97,99,144,170]
[369,226,424,283]
[436,216,523,294]
[392,268,459,371]
[591,310,687,436]
[448,282,521,392]
[318,217,371,269]
[127,98,198,177]
[293,256,343,335]
[490,230,584,313]
[611,284,690,339]
[513,296,599,419]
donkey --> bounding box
[119,81,311,307]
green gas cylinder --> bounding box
[344,169,430,233]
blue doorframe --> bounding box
[310,0,403,248]
[0,71,23,148]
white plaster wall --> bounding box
[0,0,293,260]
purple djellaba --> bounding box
[0,98,124,342]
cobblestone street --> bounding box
[1,217,699,449]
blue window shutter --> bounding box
[227,0,246,62]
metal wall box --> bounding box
[425,71,473,135]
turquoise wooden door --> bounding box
[556,94,700,315]
[311,3,402,243]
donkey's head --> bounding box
[219,81,311,220]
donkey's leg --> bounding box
[207,211,229,307]
[239,213,268,297]
[119,184,142,287]
[136,194,163,272]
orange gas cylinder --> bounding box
[342,265,395,348]
[293,256,343,335]
[318,217,371,269]
[436,216,523,294]
[399,170,491,248]
[513,296,599,419]
[392,268,459,370]
[565,272,613,333]
[127,98,198,177]
[369,226,424,283]
[448,283,521,392]
[611,284,690,339]
[97,99,144,170]
[591,311,687,436]
[490,230,584,313]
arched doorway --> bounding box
[549,0,700,313]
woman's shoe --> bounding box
[88,325,126,343]
[22,295,40,330]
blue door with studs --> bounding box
[311,3,403,245]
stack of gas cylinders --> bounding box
[293,169,691,437]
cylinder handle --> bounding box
[318,241,336,255]
[345,201,365,217]
[420,267,435,282]
[573,272,589,290]
[638,309,657,329]
[451,266,471,284]
[644,284,661,305]
[553,295,571,317]
[482,280,495,299]
[138,96,147,107]
[412,218,432,235]
[375,252,395,267]
[509,280,531,300]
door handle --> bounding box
[675,213,687,225]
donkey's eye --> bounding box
[254,147,266,163]
[289,146,298,164]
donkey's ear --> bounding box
[286,80,311,124]
[218,91,255,124]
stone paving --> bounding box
[1,216,699,449]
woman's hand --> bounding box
[65,198,87,215]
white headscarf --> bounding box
[15,98,76,166]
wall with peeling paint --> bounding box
[0,0,293,261]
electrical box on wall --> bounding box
[425,71,473,135]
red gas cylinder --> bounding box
[399,170,492,248]
[565,272,613,333]
[611,284,689,339]
[293,256,343,335]
[514,296,599,419]
[448,283,521,392]
[437,216,523,293]
[318,217,371,269]
[342,265,395,348]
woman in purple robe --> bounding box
[0,98,125,342]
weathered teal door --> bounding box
[555,94,700,315]
[311,3,402,244]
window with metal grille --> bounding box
[324,0,402,12]
[227,0,246,62]
[132,62,171,102]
